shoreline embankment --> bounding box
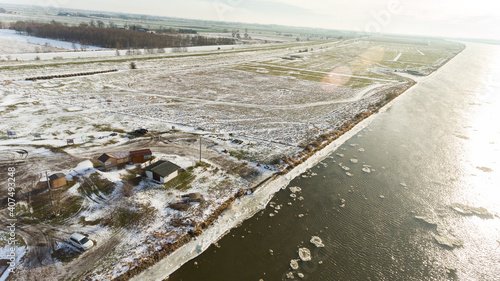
[117,46,466,281]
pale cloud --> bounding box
[0,0,498,39]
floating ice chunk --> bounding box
[346,172,353,177]
[379,195,385,199]
[340,198,346,208]
[311,172,318,176]
[358,148,365,152]
[342,166,350,171]
[336,153,344,157]
[450,203,494,218]
[298,273,304,278]
[400,182,408,187]
[269,249,274,255]
[414,216,438,226]
[318,261,323,264]
[290,259,299,270]
[350,159,358,164]
[476,166,492,173]
[433,233,463,248]
[350,144,358,147]
[298,214,304,218]
[362,167,371,173]
[289,186,302,193]
[363,164,371,168]
[310,236,325,248]
[286,272,294,279]
[445,265,457,274]
[290,193,297,198]
[298,247,312,261]
[298,196,304,201]
[269,213,275,217]
[288,202,293,206]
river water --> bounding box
[169,42,500,281]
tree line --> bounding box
[10,21,235,49]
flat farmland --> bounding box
[0,37,463,150]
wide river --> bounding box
[169,42,500,281]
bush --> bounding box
[130,62,137,69]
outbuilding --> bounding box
[98,152,130,168]
[130,149,153,164]
[145,160,181,183]
[49,173,67,189]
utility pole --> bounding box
[199,135,202,164]
[45,171,56,217]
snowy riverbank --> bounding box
[130,81,413,281]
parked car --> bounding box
[69,233,94,251]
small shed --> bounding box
[145,160,181,183]
[49,173,67,189]
[98,152,130,168]
[130,149,152,164]
[181,192,204,203]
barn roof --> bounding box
[130,149,152,157]
[98,152,130,162]
[145,160,181,177]
[98,153,112,162]
[49,173,65,181]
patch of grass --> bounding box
[58,196,84,220]
[103,202,156,228]
[162,168,194,191]
[229,149,257,161]
[51,246,80,263]
[79,173,114,197]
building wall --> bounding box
[162,170,178,183]
[102,158,118,168]
[146,171,153,179]
[117,157,130,164]
[132,154,152,164]
[51,177,67,189]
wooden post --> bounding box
[199,135,202,164]
[45,171,57,217]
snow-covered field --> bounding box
[0,37,464,280]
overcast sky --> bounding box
[1,0,499,40]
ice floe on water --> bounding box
[400,182,408,187]
[290,259,299,270]
[310,236,325,248]
[476,166,493,173]
[414,214,463,248]
[342,165,350,171]
[289,186,302,193]
[350,159,358,164]
[362,167,371,173]
[340,198,346,208]
[414,215,439,226]
[298,247,312,261]
[346,172,353,177]
[336,153,344,157]
[432,233,463,248]
[358,148,365,152]
[290,193,297,198]
[286,272,294,279]
[450,203,494,218]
